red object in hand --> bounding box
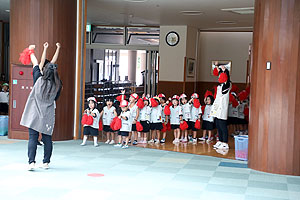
[195,120,201,129]
[218,72,228,83]
[213,67,219,76]
[168,101,173,107]
[245,86,250,95]
[150,98,159,107]
[204,90,213,98]
[161,123,167,132]
[136,121,143,132]
[164,106,171,115]
[19,48,34,65]
[244,107,249,116]
[116,95,126,102]
[238,90,248,101]
[81,114,88,125]
[19,71,24,75]
[231,84,239,94]
[111,117,121,131]
[137,98,144,109]
[201,105,205,114]
[193,99,201,108]
[167,122,171,131]
[86,115,94,125]
[99,120,103,131]
[180,121,189,130]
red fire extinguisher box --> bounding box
[8,64,33,140]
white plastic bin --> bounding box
[234,135,248,161]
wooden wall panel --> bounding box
[249,0,300,175]
[9,0,76,141]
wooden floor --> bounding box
[99,130,237,160]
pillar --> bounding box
[249,0,300,175]
[9,0,77,140]
[128,50,137,83]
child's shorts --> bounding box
[189,121,199,131]
[184,120,193,130]
[83,126,99,136]
[150,122,163,130]
[140,121,150,132]
[103,125,114,132]
[202,120,214,131]
[237,118,248,125]
[171,124,180,130]
[228,117,238,125]
[132,124,137,132]
[118,131,129,137]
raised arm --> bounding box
[39,42,48,71]
[51,43,61,64]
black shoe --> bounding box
[128,139,131,144]
[37,141,43,146]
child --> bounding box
[149,97,163,144]
[228,93,239,136]
[114,100,131,149]
[179,94,192,143]
[159,93,168,143]
[189,93,202,143]
[199,95,215,143]
[0,83,9,114]
[138,96,151,144]
[170,95,183,144]
[100,98,117,144]
[128,93,140,145]
[81,97,101,147]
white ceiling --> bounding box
[87,0,255,31]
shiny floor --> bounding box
[0,136,299,200]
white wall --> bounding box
[198,32,253,83]
[159,26,187,82]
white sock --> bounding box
[82,136,88,144]
[93,136,98,145]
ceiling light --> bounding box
[216,21,236,25]
[180,11,203,16]
[124,0,148,3]
[221,7,254,15]
[5,9,10,12]
[129,23,147,26]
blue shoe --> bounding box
[133,140,138,145]
[160,139,165,143]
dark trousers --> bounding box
[28,128,53,164]
[215,118,228,143]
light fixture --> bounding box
[216,21,237,25]
[124,0,148,3]
[180,11,203,16]
[5,9,10,12]
[221,7,254,15]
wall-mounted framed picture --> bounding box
[186,58,196,78]
[211,60,232,75]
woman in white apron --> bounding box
[20,43,62,171]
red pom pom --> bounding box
[213,67,219,76]
[150,98,159,107]
[136,121,143,132]
[232,99,239,108]
[244,107,249,116]
[81,114,88,125]
[161,123,167,132]
[231,84,239,94]
[218,73,228,83]
[111,117,122,131]
[167,122,171,131]
[204,90,213,98]
[195,120,201,130]
[86,115,94,125]
[137,98,144,109]
[229,94,235,103]
[164,106,171,115]
[180,121,189,130]
[19,48,34,65]
[116,95,126,102]
[245,86,250,95]
[201,105,205,114]
[238,91,248,101]
[193,99,201,108]
[99,120,103,131]
[168,102,173,107]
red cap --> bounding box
[158,93,165,98]
[172,95,180,100]
[120,100,129,107]
[130,93,139,100]
[87,97,97,103]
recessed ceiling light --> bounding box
[221,7,254,15]
[216,21,237,25]
[5,9,10,12]
[180,11,203,16]
[124,0,148,3]
[129,23,147,26]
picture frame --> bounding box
[211,60,232,75]
[186,58,196,78]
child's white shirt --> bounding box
[129,103,138,124]
[228,104,238,118]
[0,92,9,104]
[181,103,192,121]
[203,105,214,122]
[161,105,167,122]
[191,105,202,122]
[102,106,116,125]
[139,106,151,122]
[170,105,183,125]
[120,110,132,132]
[237,103,245,119]
[150,105,163,123]
[84,109,100,129]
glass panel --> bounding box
[92,27,124,44]
[127,27,159,46]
